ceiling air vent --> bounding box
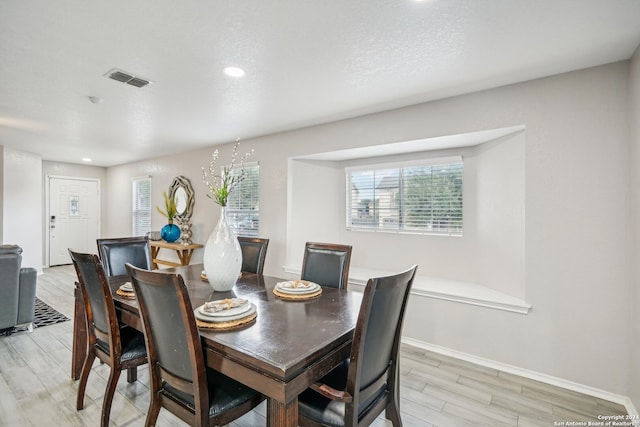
[104,68,152,88]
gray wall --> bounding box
[104,61,633,401]
[629,46,640,407]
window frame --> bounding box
[226,162,260,237]
[346,155,463,236]
[132,176,152,237]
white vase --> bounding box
[203,207,242,292]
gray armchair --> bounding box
[0,245,37,335]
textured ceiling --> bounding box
[1,0,639,167]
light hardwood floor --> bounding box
[0,265,630,426]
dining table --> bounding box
[71,263,363,427]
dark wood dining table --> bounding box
[71,263,363,427]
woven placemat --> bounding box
[196,311,257,330]
[115,289,136,299]
[273,288,323,301]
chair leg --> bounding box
[127,367,137,383]
[27,322,34,332]
[101,368,120,427]
[76,352,96,410]
[145,395,161,427]
[385,402,403,427]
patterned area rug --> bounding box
[1,298,69,336]
[32,297,69,327]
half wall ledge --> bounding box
[282,265,531,314]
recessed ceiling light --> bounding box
[82,158,92,162]
[224,67,245,78]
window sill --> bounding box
[282,265,531,314]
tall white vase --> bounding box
[203,207,242,292]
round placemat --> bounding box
[273,287,323,300]
[115,288,136,299]
[196,311,257,330]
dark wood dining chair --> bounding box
[238,236,269,274]
[68,250,148,427]
[301,242,352,289]
[96,236,150,382]
[125,264,265,427]
[96,236,152,277]
[297,264,418,427]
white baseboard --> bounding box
[402,337,638,422]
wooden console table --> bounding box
[150,240,203,268]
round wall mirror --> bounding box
[168,176,195,223]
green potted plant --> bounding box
[157,191,180,242]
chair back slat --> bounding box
[134,271,194,382]
[70,251,115,341]
[238,237,269,274]
[360,285,405,386]
[301,242,352,289]
[97,237,151,277]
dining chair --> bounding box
[297,264,418,427]
[68,250,148,427]
[96,236,152,277]
[301,242,352,289]
[96,236,150,383]
[125,264,265,427]
[238,236,269,274]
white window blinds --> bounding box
[226,163,260,237]
[347,157,463,235]
[132,176,151,236]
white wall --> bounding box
[287,159,343,267]
[474,133,526,298]
[2,147,42,271]
[105,61,633,398]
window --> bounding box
[69,196,80,216]
[227,163,260,237]
[347,157,463,235]
[132,176,151,236]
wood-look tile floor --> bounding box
[0,265,629,426]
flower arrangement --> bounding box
[156,191,177,222]
[202,139,254,207]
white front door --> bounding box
[49,177,100,266]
